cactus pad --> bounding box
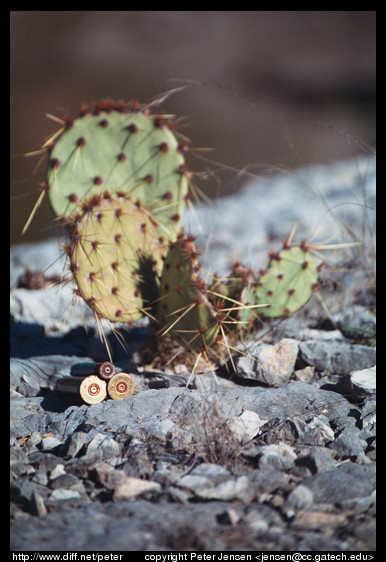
[68,193,165,324]
[158,235,220,351]
[255,245,319,318]
[46,101,189,241]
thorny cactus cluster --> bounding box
[26,100,322,369]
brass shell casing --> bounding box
[107,373,135,400]
[80,375,107,404]
[56,375,107,404]
[98,361,116,380]
[71,361,116,380]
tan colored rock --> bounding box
[113,478,161,502]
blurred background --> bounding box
[10,11,376,246]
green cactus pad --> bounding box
[68,193,165,324]
[255,245,319,318]
[47,102,189,241]
[158,236,220,351]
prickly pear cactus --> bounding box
[255,244,319,318]
[24,99,328,373]
[157,234,220,351]
[67,193,165,324]
[46,101,189,241]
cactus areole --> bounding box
[46,102,189,241]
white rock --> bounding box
[41,436,62,450]
[49,464,66,479]
[282,484,314,518]
[177,464,230,494]
[294,366,315,383]
[201,475,253,502]
[48,488,81,502]
[113,478,161,501]
[227,410,267,444]
[236,338,299,387]
[350,366,376,395]
[86,433,120,458]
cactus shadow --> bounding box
[10,315,150,360]
[10,316,89,358]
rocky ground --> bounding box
[10,155,376,551]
